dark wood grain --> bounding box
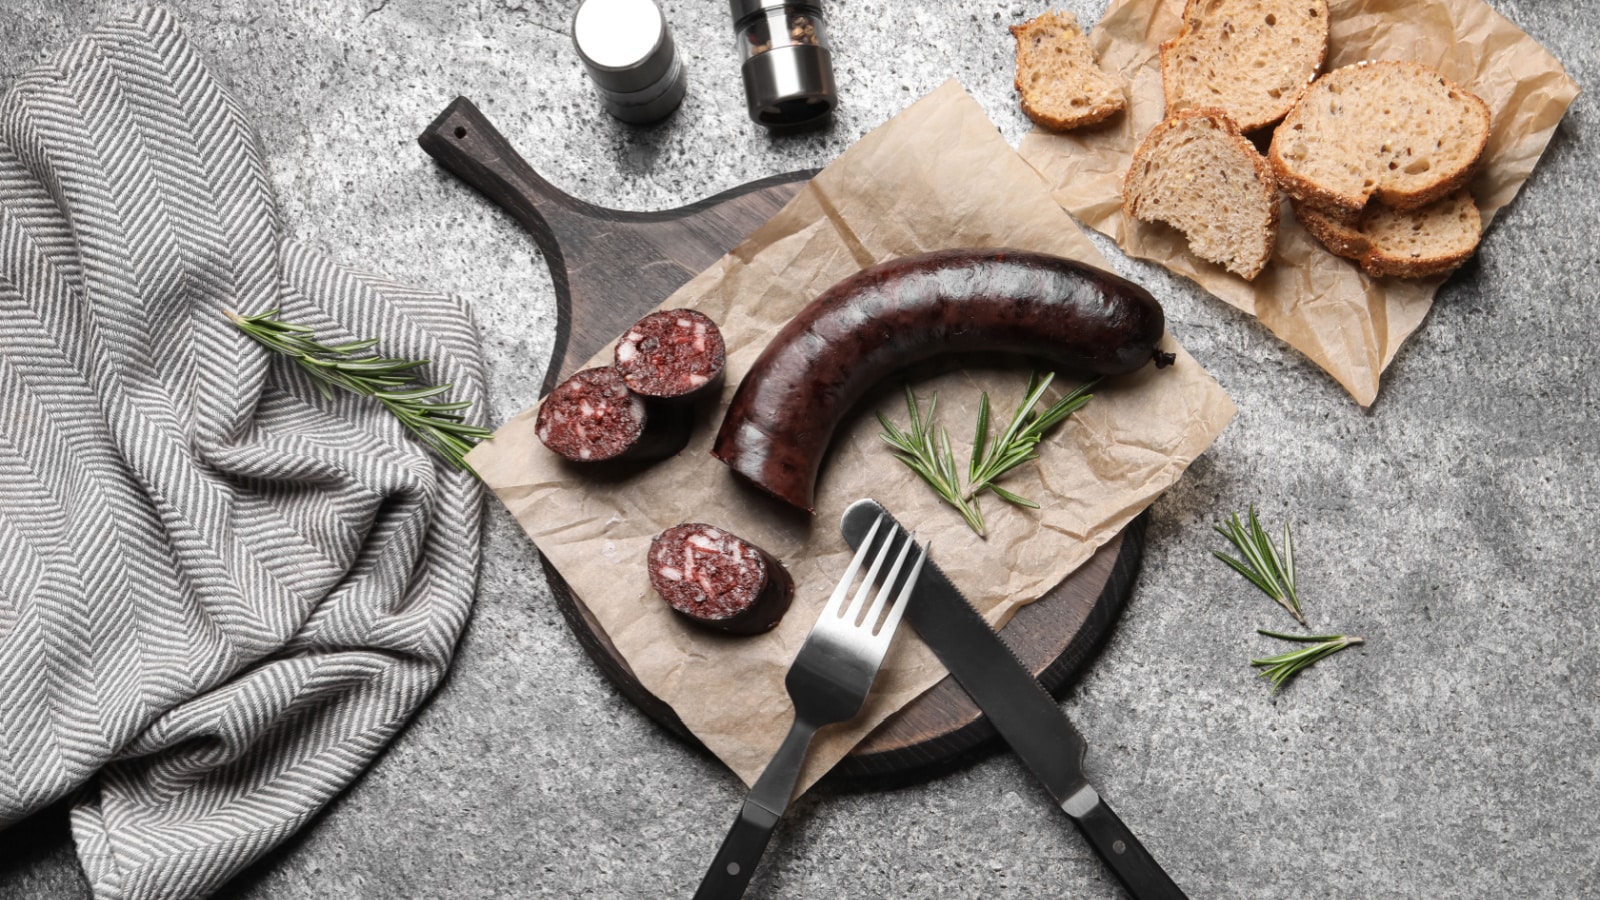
[420,96,1145,782]
[419,97,811,396]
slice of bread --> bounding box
[1122,109,1280,280]
[1011,11,1126,130]
[1295,190,1481,278]
[1160,0,1330,133]
[1268,60,1492,219]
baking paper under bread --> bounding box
[1020,0,1579,406]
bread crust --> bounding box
[1295,192,1482,278]
[1011,11,1126,130]
[1268,60,1492,220]
[1159,0,1330,133]
[1122,108,1280,280]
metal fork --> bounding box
[692,513,927,900]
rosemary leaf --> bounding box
[1213,506,1306,624]
[987,483,1038,509]
[228,308,492,474]
[1251,630,1364,693]
[969,392,992,484]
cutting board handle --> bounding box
[418,96,594,264]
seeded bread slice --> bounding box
[1011,11,1126,130]
[1268,60,1492,219]
[1160,0,1330,133]
[1295,190,1481,278]
[1122,109,1280,280]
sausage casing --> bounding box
[711,249,1170,511]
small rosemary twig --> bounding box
[1215,506,1367,693]
[877,386,985,535]
[877,373,1096,537]
[227,308,492,473]
[1251,630,1364,694]
[1213,506,1305,624]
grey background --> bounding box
[0,0,1593,897]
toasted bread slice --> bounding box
[1268,60,1492,219]
[1011,11,1126,130]
[1122,109,1280,280]
[1296,190,1481,278]
[1160,0,1329,133]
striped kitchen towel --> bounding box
[0,7,485,899]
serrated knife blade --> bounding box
[841,499,1186,899]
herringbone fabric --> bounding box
[0,8,485,898]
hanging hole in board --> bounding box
[453,126,467,139]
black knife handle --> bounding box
[1071,795,1188,900]
[692,800,780,900]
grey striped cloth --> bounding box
[0,7,485,898]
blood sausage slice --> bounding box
[648,523,794,634]
[614,309,726,401]
[535,366,689,462]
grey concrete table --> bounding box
[1,1,1594,897]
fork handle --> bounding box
[693,718,817,899]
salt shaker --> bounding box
[729,0,837,128]
[572,0,688,125]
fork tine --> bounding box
[860,530,916,631]
[822,513,883,619]
[874,541,927,638]
[842,519,897,624]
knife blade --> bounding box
[841,499,1187,900]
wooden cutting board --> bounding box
[419,97,1146,781]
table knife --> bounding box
[840,499,1187,900]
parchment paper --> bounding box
[468,81,1236,794]
[1018,0,1580,406]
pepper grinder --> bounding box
[729,0,837,129]
[572,0,688,125]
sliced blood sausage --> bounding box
[648,523,794,634]
[614,309,726,402]
[711,248,1172,511]
[536,366,690,463]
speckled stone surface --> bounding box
[0,1,1594,898]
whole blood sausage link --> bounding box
[711,249,1172,512]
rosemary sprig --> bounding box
[877,373,1096,537]
[227,308,492,473]
[1251,630,1364,694]
[968,372,1097,505]
[1213,506,1305,624]
[877,386,985,535]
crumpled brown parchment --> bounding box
[1018,0,1580,407]
[467,81,1236,795]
